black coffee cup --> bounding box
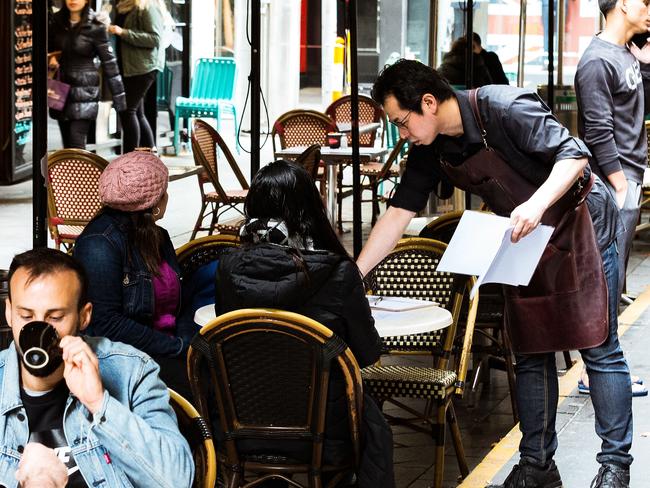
[18,321,62,377]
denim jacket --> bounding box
[0,337,194,488]
[74,208,185,358]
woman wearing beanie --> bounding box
[74,151,196,398]
[107,0,169,152]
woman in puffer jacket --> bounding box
[216,160,395,487]
[48,0,125,149]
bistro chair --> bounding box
[176,234,241,280]
[174,57,238,154]
[325,94,385,148]
[420,211,518,423]
[188,309,363,488]
[168,389,217,488]
[46,149,109,251]
[360,138,407,224]
[190,119,249,239]
[361,237,477,488]
[272,109,336,155]
[325,95,386,229]
[293,144,326,197]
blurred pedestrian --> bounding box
[108,0,168,152]
[48,0,126,149]
[437,37,492,88]
[472,33,510,85]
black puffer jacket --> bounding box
[217,243,394,487]
[438,50,493,88]
[49,9,126,120]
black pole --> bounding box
[33,0,47,248]
[348,0,361,258]
[250,0,261,178]
[464,0,474,90]
[464,0,473,210]
[547,0,554,109]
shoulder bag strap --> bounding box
[468,88,488,148]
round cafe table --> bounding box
[193,300,452,338]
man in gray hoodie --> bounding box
[575,0,650,300]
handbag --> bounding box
[47,70,70,111]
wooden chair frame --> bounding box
[188,308,363,488]
[46,149,109,251]
[191,119,249,240]
[420,212,518,423]
[169,388,218,488]
[176,234,241,280]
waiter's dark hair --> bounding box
[598,0,617,16]
[372,59,455,114]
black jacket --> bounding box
[438,50,493,88]
[49,9,126,121]
[217,243,393,487]
[217,243,382,366]
[480,50,510,85]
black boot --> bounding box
[485,459,563,488]
[590,464,630,488]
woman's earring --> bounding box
[153,207,161,217]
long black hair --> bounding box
[244,160,350,259]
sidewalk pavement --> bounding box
[460,240,650,488]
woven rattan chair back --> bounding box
[168,389,217,488]
[175,234,240,280]
[46,149,109,250]
[188,309,362,487]
[293,144,321,180]
[420,215,518,421]
[325,94,385,146]
[365,238,464,353]
[190,120,248,238]
[192,119,249,203]
[271,110,336,155]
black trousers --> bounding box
[122,70,157,152]
[58,119,92,149]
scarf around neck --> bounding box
[240,218,314,251]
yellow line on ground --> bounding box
[458,285,650,487]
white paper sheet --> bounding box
[436,211,554,298]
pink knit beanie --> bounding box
[99,151,169,212]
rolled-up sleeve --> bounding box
[503,92,591,168]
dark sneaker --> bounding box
[485,459,563,488]
[590,464,630,488]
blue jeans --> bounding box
[515,241,633,467]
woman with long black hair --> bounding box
[216,160,393,487]
[48,0,125,149]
